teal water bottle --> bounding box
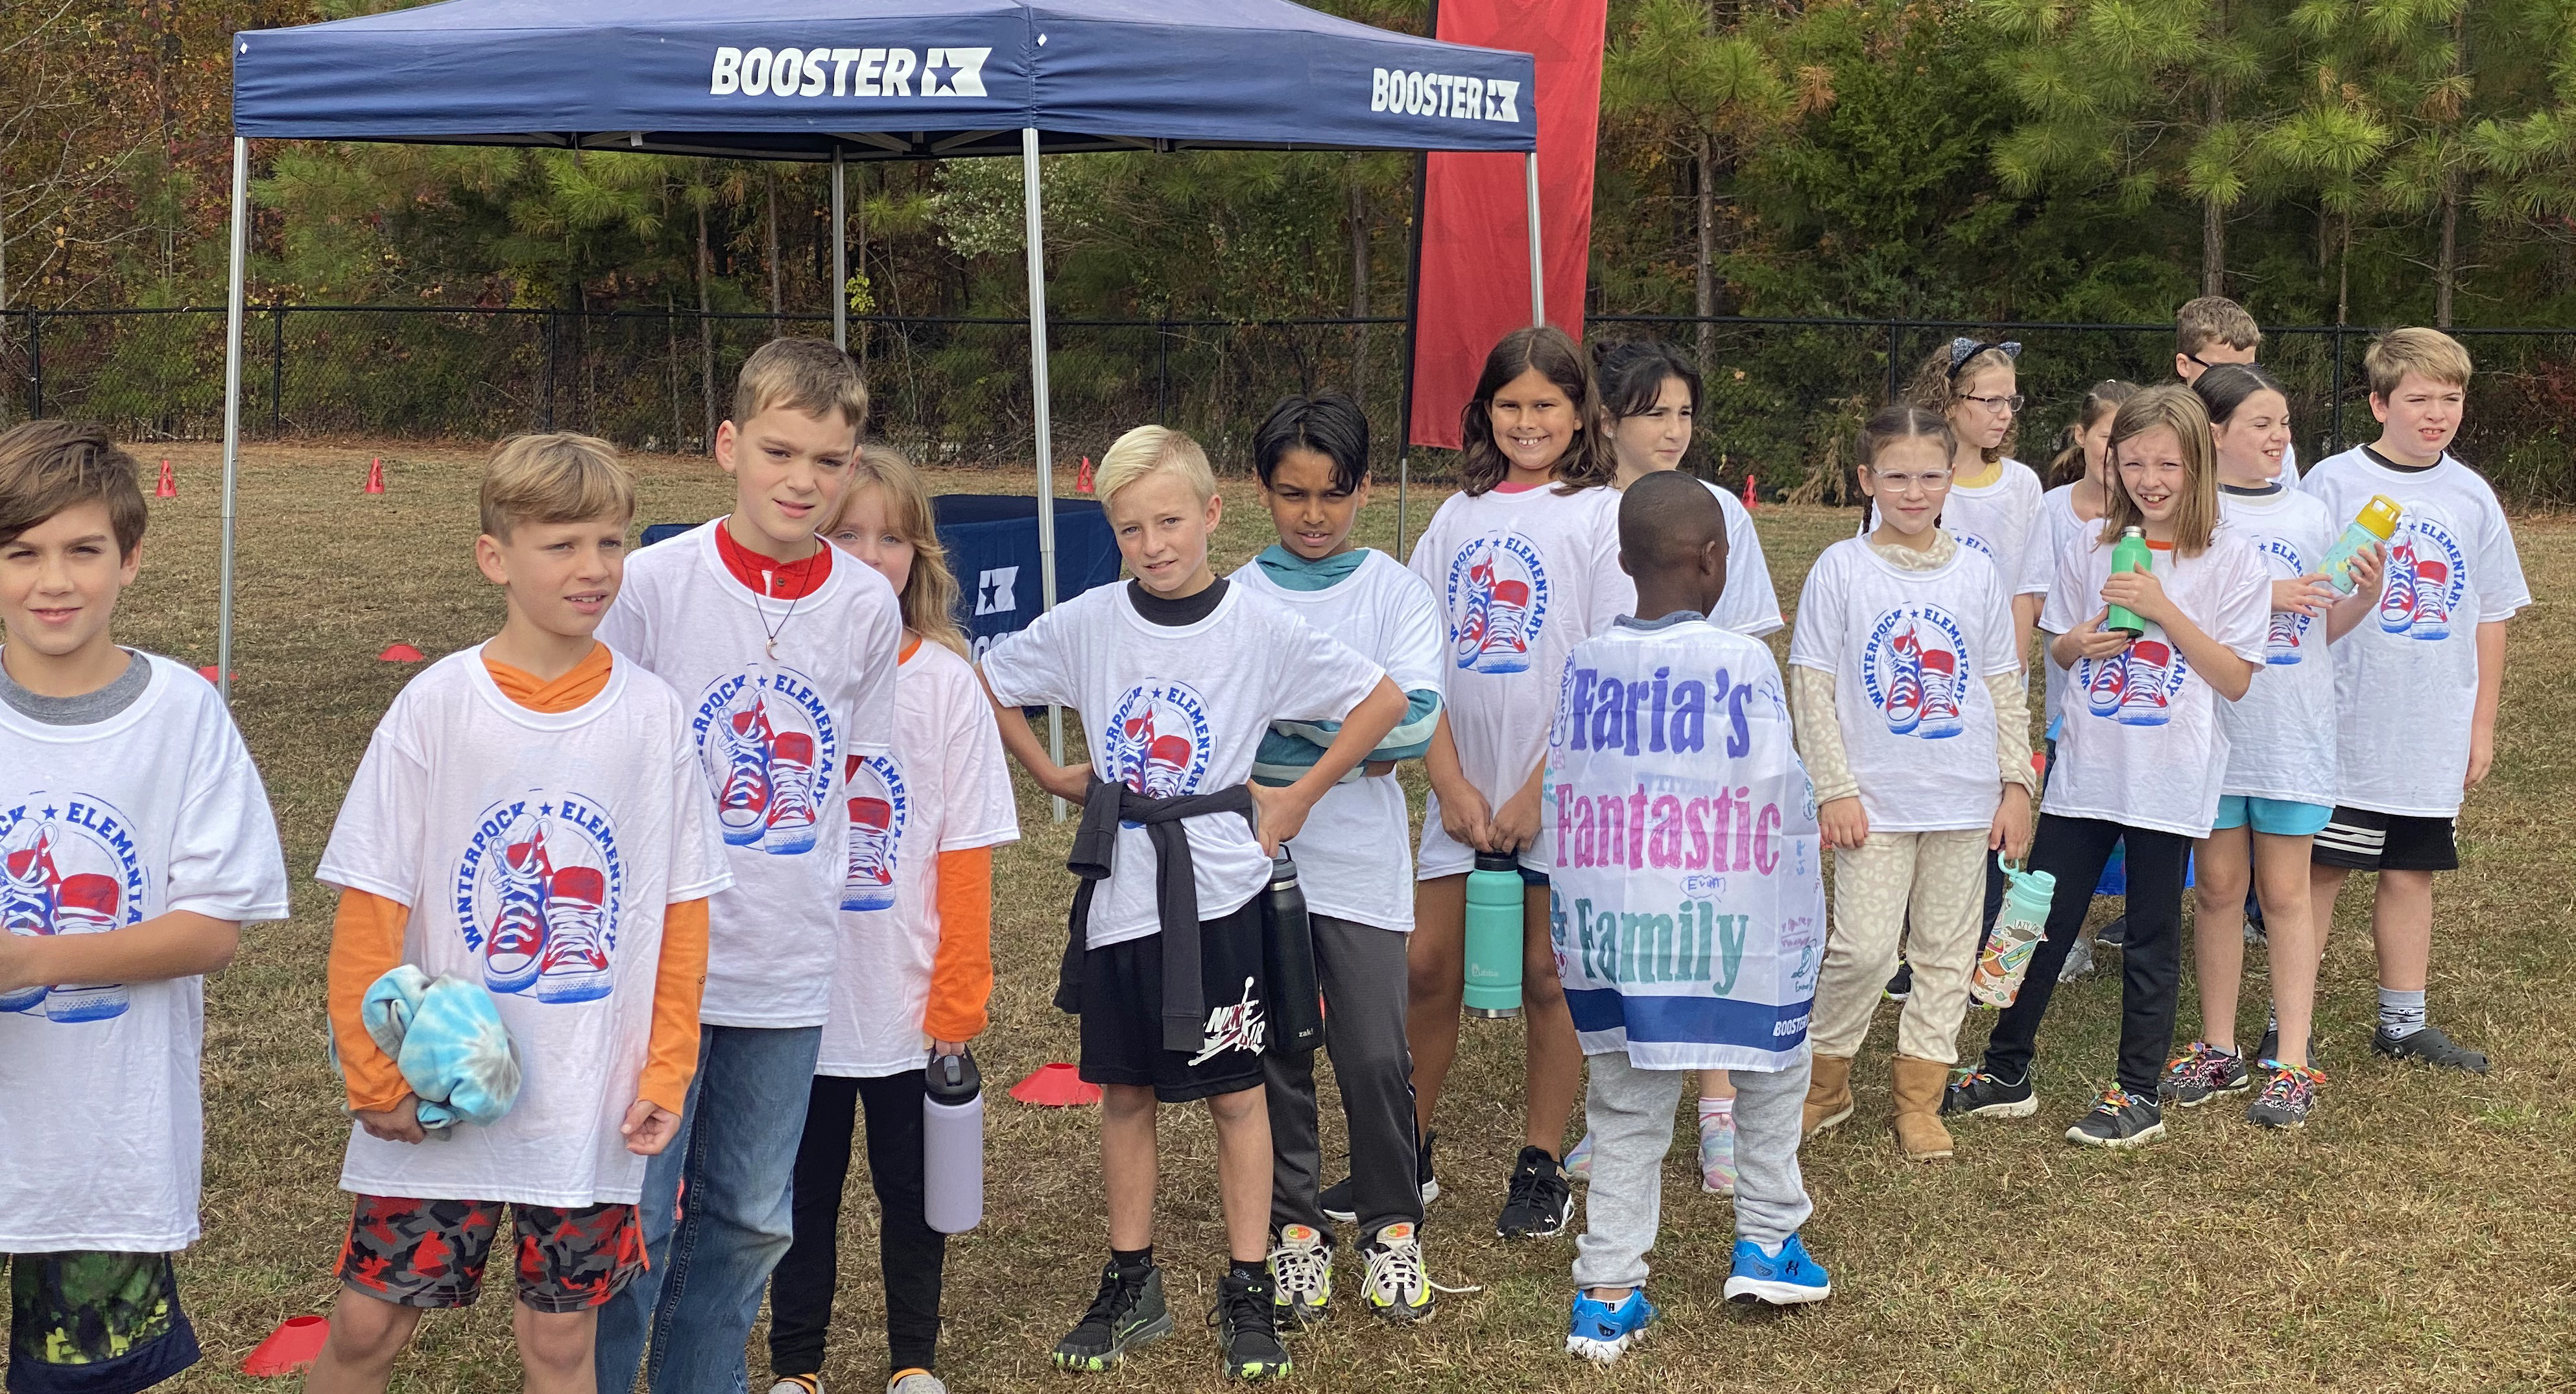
[1968,854,2058,1009]
[2103,525,2153,637]
[1463,850,1524,1019]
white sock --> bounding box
[1698,1097,1733,1125]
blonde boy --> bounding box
[2300,330,2527,1072]
[592,341,903,1394]
[0,421,289,1394]
[978,425,1405,1382]
[309,435,729,1393]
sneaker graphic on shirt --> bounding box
[2265,607,2305,665]
[485,814,553,995]
[1863,606,1974,740]
[715,697,774,845]
[2116,639,2175,727]
[535,866,612,1004]
[2408,556,2453,641]
[41,872,130,1023]
[1444,534,1551,674]
[1915,646,1964,739]
[2082,650,2127,717]
[0,820,62,1014]
[763,731,821,855]
[1105,681,1212,805]
[1882,626,1926,735]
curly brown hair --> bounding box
[1457,325,1616,496]
[1901,339,2019,467]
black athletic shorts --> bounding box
[2312,806,2460,873]
[1078,898,1269,1104]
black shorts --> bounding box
[1079,899,1269,1104]
[2312,807,2460,873]
[5,1251,200,1394]
[337,1195,645,1314]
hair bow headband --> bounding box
[1947,337,2022,377]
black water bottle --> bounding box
[1263,848,1324,1056]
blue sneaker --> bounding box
[1723,1233,1831,1306]
[1565,1288,1658,1363]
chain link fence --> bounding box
[3,306,2572,503]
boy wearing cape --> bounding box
[1545,473,1833,1364]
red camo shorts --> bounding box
[336,1195,645,1314]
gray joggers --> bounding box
[1572,1049,1813,1292]
[1264,913,1424,1244]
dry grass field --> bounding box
[101,440,2576,1392]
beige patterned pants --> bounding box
[1809,828,1990,1065]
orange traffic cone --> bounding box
[363,456,385,495]
[154,458,177,499]
[1075,455,1095,493]
[1742,470,1759,512]
[378,643,424,663]
[241,1314,329,1377]
[1009,1062,1103,1107]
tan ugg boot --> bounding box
[1804,1053,1855,1137]
[1889,1055,1955,1161]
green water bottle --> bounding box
[1463,850,1524,1019]
[1969,855,2058,1009]
[2103,525,2153,637]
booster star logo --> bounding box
[0,792,148,1024]
[710,45,991,99]
[1371,68,1521,123]
[451,792,627,1006]
[1446,532,1551,674]
[691,667,841,857]
[975,566,1020,617]
[841,753,909,913]
[1859,604,1973,739]
[2378,511,2469,643]
[2257,535,2315,665]
[1104,680,1213,803]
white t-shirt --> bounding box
[1231,550,1446,934]
[1407,483,1635,876]
[0,653,290,1251]
[2040,529,2269,838]
[1542,617,1825,1073]
[2216,487,2341,807]
[2034,484,2099,728]
[1788,538,2020,833]
[1698,479,1784,637]
[2301,448,2532,816]
[821,641,1019,1077]
[319,648,732,1208]
[980,583,1384,949]
[595,521,901,1027]
[1944,458,2053,598]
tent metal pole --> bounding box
[1525,149,1544,327]
[831,148,848,351]
[217,136,250,703]
[1021,126,1066,820]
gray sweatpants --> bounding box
[1572,1048,1813,1292]
[1265,913,1423,1244]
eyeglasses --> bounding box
[1960,392,2024,416]
[1870,468,1953,491]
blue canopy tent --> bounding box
[224,0,1540,779]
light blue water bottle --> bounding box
[1463,850,1524,1019]
[1969,855,2058,1009]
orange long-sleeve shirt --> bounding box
[327,644,710,1116]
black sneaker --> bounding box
[1494,1144,1573,1240]
[1883,959,1913,1002]
[1318,1129,1438,1225]
[2245,1063,2322,1129]
[2372,1024,2489,1073]
[1054,1260,1173,1371]
[1209,1268,1292,1382]
[1942,1065,2036,1119]
[2065,1088,2165,1148]
[2243,888,2265,944]
[2253,1024,2316,1070]
[2159,1041,2252,1107]
[2095,915,2129,950]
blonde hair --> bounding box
[2047,379,2140,486]
[480,432,634,539]
[2099,385,2221,557]
[2365,327,2474,399]
[731,337,870,434]
[2176,296,2262,358]
[1902,341,2017,466]
[1095,425,1217,507]
[815,445,967,657]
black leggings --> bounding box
[767,1071,945,1378]
[1979,814,2188,1098]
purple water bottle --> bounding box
[923,1048,984,1234]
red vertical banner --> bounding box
[1407,0,1607,450]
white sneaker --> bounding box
[1267,1223,1332,1326]
[888,1373,946,1394]
[1359,1222,1437,1324]
[768,1378,822,1394]
[2058,933,2096,983]
[1563,1131,1593,1183]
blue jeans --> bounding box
[596,1024,822,1394]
